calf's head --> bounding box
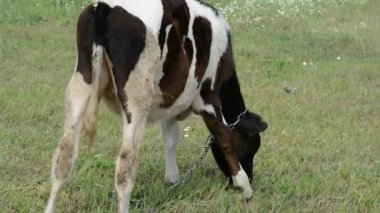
[211,111,267,182]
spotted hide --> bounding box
[45,0,267,212]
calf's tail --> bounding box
[78,2,112,143]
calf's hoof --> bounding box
[165,172,181,185]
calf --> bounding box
[45,0,267,212]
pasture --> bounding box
[0,0,379,212]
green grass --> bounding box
[0,0,379,212]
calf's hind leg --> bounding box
[45,72,92,213]
[115,108,149,212]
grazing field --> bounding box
[0,0,379,212]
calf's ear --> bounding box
[236,111,268,134]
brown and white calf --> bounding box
[45,0,267,212]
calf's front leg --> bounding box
[160,119,181,184]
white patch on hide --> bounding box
[124,32,161,116]
[160,119,181,184]
[232,166,253,198]
[192,96,215,115]
[186,0,229,90]
[98,0,164,38]
[221,113,229,126]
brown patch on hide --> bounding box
[158,0,191,108]
[193,17,212,86]
[159,0,190,54]
[76,5,96,84]
[184,37,193,65]
[104,6,146,121]
[159,23,190,108]
[214,33,234,91]
[200,79,212,100]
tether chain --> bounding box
[168,110,248,189]
[168,135,213,189]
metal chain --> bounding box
[228,109,248,130]
[168,110,249,189]
[168,134,213,189]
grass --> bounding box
[0,0,379,212]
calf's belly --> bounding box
[147,95,195,122]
